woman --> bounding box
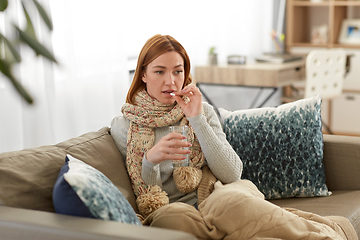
[111,34,353,239]
[111,34,242,217]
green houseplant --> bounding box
[0,0,57,104]
[208,46,217,65]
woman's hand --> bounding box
[146,132,191,164]
[172,84,202,118]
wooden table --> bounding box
[194,60,306,88]
[194,60,306,109]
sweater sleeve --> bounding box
[110,115,129,162]
[110,115,163,188]
[187,102,243,183]
[141,156,163,188]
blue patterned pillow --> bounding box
[219,95,331,199]
[53,155,142,225]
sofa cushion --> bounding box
[53,154,141,225]
[0,127,137,213]
[219,95,331,199]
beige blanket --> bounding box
[143,180,357,240]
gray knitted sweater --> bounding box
[110,102,242,205]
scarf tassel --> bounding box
[174,166,203,193]
[136,185,169,218]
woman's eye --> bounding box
[175,70,183,74]
[155,71,163,74]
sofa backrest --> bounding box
[323,134,360,191]
[0,127,138,213]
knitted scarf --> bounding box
[122,90,205,217]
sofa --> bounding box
[0,127,196,240]
[1,125,360,240]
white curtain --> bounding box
[0,0,60,152]
[0,0,274,153]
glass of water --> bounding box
[168,125,190,168]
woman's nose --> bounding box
[165,73,175,85]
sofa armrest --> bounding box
[0,206,195,240]
[323,134,360,191]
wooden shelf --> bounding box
[332,43,360,48]
[286,0,360,50]
[292,2,331,6]
[292,0,360,5]
[334,1,360,7]
[291,42,329,47]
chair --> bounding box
[285,49,347,133]
[304,49,346,100]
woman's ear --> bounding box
[142,73,147,83]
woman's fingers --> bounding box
[166,132,186,140]
[171,85,203,118]
[166,133,191,151]
[171,85,200,98]
[181,85,201,97]
[146,133,191,164]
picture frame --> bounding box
[311,24,328,44]
[338,19,360,45]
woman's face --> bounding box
[142,51,185,104]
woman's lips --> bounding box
[162,90,175,95]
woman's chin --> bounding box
[159,98,176,105]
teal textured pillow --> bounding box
[219,95,331,199]
[53,155,142,225]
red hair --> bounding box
[126,34,192,104]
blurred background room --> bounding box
[1,0,360,153]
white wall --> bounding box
[119,0,274,68]
[0,0,276,152]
